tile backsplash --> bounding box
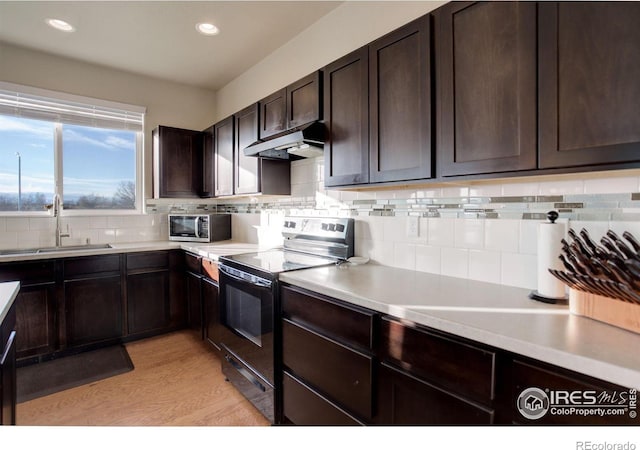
[3,156,640,293]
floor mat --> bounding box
[17,345,134,403]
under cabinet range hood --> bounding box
[243,121,325,160]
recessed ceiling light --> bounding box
[46,18,75,32]
[196,22,219,36]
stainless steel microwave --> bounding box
[168,214,231,243]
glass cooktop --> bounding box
[220,249,337,274]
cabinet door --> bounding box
[214,116,235,197]
[287,71,321,129]
[259,88,287,140]
[127,271,169,335]
[323,47,370,186]
[14,283,57,359]
[153,126,203,198]
[0,330,16,425]
[377,362,494,425]
[539,2,640,169]
[234,103,260,195]
[64,275,123,347]
[202,125,215,197]
[436,1,537,176]
[369,15,433,183]
[202,277,220,351]
[186,271,203,338]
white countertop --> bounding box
[0,281,20,325]
[0,240,275,263]
[279,262,640,389]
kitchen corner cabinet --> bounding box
[0,261,57,360]
[1,301,16,425]
[538,1,640,169]
[259,71,322,141]
[323,47,370,187]
[435,1,537,177]
[235,104,261,195]
[63,255,123,348]
[126,251,170,337]
[152,125,204,198]
[324,16,432,187]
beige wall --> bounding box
[0,42,217,199]
[214,1,446,121]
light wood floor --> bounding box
[16,330,270,426]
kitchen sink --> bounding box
[0,243,113,256]
[36,243,114,253]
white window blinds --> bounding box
[0,81,145,131]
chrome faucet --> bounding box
[49,194,70,247]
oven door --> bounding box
[216,264,275,387]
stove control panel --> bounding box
[282,217,353,240]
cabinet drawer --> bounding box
[201,258,218,282]
[282,318,373,420]
[127,251,168,272]
[64,254,121,278]
[381,317,495,405]
[0,261,55,285]
[281,285,375,351]
[378,362,494,425]
[184,252,201,274]
[509,359,636,425]
[283,372,362,426]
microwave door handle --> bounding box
[194,216,201,239]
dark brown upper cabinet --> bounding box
[214,115,235,197]
[436,1,537,177]
[259,71,322,141]
[202,125,215,197]
[538,1,640,169]
[259,89,287,140]
[286,71,322,129]
[324,17,432,187]
[369,14,433,183]
[324,47,370,187]
[152,125,203,198]
[235,104,261,195]
[209,104,291,197]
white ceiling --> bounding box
[0,1,343,91]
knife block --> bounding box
[569,288,640,334]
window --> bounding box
[0,82,145,214]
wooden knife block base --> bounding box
[569,288,640,334]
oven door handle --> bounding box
[219,264,272,288]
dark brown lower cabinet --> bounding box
[64,275,123,347]
[282,318,374,422]
[202,277,220,352]
[1,302,16,425]
[126,251,171,337]
[186,270,203,338]
[127,271,169,336]
[376,362,494,425]
[282,372,362,426]
[503,357,638,425]
[13,284,56,359]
